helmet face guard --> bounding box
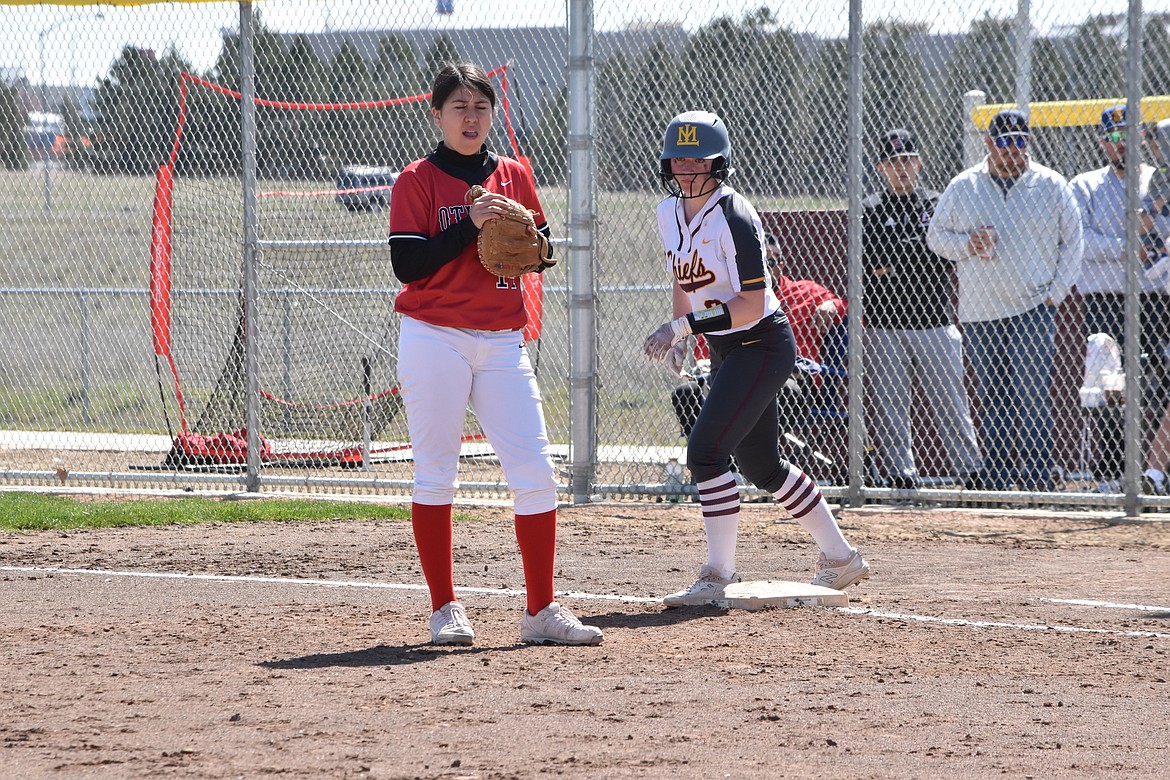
[659,110,734,198]
[658,158,731,199]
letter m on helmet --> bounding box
[677,123,700,147]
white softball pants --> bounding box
[397,316,557,514]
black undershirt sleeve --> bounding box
[390,220,554,282]
[389,217,481,283]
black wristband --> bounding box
[686,303,732,334]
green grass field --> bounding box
[0,490,413,531]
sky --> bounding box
[0,0,1153,89]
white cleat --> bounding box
[661,565,741,607]
[520,602,604,646]
[429,601,474,646]
[810,549,871,590]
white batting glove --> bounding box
[644,323,675,361]
[643,317,691,362]
[666,339,689,377]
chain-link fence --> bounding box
[3,0,1170,513]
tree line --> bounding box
[2,8,1168,194]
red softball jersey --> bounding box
[389,155,547,331]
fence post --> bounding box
[1123,0,1144,517]
[1015,0,1033,113]
[963,90,986,168]
[239,0,262,492]
[568,0,597,504]
[845,0,865,507]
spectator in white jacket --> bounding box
[927,109,1083,492]
[1068,105,1170,491]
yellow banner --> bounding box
[972,96,1170,129]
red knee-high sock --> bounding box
[411,502,455,612]
[515,509,557,615]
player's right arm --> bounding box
[714,192,769,326]
[388,166,479,283]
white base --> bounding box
[712,580,850,610]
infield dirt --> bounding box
[2,501,1168,779]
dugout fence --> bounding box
[4,0,1170,514]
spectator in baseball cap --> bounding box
[1100,104,1128,136]
[928,106,1083,493]
[864,128,982,492]
[983,109,1032,179]
[987,108,1031,140]
[1097,104,1138,174]
[874,129,922,197]
[1068,101,1170,492]
[878,128,919,162]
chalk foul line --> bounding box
[836,607,1170,639]
[3,566,1166,639]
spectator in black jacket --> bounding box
[862,129,982,490]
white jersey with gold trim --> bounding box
[656,184,782,335]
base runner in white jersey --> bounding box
[388,62,602,646]
[643,111,871,607]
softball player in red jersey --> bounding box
[388,62,602,646]
[644,111,871,606]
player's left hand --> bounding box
[644,322,678,361]
[666,339,689,376]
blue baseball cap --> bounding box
[987,109,1030,138]
[1101,104,1127,134]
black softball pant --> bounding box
[686,312,798,493]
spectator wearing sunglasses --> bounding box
[1142,119,1170,497]
[1146,118,1170,219]
[927,109,1083,492]
[1068,105,1170,491]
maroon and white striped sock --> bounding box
[696,472,741,578]
[772,469,852,559]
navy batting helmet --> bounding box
[659,111,734,197]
